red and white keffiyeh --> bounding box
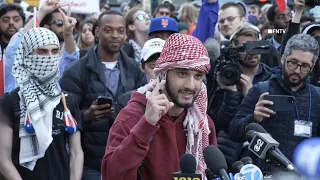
[137,33,211,179]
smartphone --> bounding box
[264,95,295,112]
[97,96,112,108]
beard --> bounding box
[165,76,198,109]
[282,64,308,87]
[56,33,64,42]
[1,26,18,40]
[102,42,122,54]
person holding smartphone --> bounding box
[230,34,320,164]
[60,10,147,180]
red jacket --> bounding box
[102,92,217,180]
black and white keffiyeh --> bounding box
[12,28,61,170]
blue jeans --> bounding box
[82,166,101,180]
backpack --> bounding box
[257,80,320,97]
[137,103,155,180]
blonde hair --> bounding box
[179,3,198,25]
[231,26,259,46]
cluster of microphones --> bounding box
[172,123,320,180]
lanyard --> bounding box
[291,85,312,121]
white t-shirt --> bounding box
[102,61,117,69]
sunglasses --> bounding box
[49,20,64,27]
[135,14,150,21]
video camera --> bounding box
[215,40,270,86]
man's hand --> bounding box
[145,80,174,126]
[58,4,77,35]
[216,72,237,92]
[84,101,113,121]
[294,0,305,12]
[240,74,253,96]
[254,92,276,122]
[38,0,68,19]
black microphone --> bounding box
[245,123,297,172]
[231,161,244,174]
[240,157,253,165]
[203,145,231,180]
[172,154,202,180]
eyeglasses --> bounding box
[134,14,150,21]
[218,16,241,24]
[49,20,64,27]
[286,59,312,74]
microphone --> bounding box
[245,123,297,172]
[293,138,320,179]
[232,161,244,174]
[172,154,202,180]
[203,145,231,180]
[204,38,221,64]
[239,164,263,180]
[240,157,253,165]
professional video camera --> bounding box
[215,40,270,86]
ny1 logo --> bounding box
[173,178,201,180]
[254,139,264,152]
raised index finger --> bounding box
[151,80,166,96]
[67,3,71,17]
[58,8,67,19]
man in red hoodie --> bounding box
[102,33,217,180]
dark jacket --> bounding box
[207,63,272,170]
[229,75,320,161]
[59,47,147,171]
[122,41,135,59]
[101,92,218,180]
[260,41,281,68]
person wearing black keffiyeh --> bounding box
[0,27,83,180]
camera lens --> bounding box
[220,65,241,85]
[288,97,295,103]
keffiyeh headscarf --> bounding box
[137,33,211,179]
[12,28,61,170]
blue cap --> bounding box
[148,16,178,36]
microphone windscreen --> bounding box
[245,123,267,135]
[232,161,244,174]
[203,145,228,174]
[180,154,197,173]
[293,138,320,178]
[204,38,221,63]
[240,157,253,165]
[245,130,256,142]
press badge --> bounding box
[294,120,312,138]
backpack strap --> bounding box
[257,81,270,94]
[137,103,155,180]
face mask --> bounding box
[24,55,60,81]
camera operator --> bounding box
[207,25,272,169]
[209,26,272,133]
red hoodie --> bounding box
[101,92,217,180]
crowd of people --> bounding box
[0,0,319,179]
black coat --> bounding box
[59,46,147,171]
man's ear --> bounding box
[43,24,50,30]
[241,16,246,24]
[281,56,285,66]
[139,64,145,72]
